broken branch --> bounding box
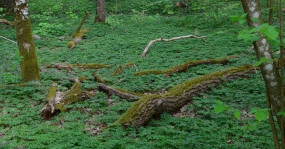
[141,35,207,57]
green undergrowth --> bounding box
[0,0,274,148]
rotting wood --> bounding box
[141,35,207,57]
[41,79,83,120]
[44,63,111,71]
[115,65,256,128]
[67,12,89,49]
[135,56,238,76]
[98,83,140,102]
[92,73,107,83]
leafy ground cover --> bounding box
[0,0,275,148]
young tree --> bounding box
[14,0,40,82]
[241,0,284,148]
[95,0,106,23]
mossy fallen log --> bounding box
[67,12,89,49]
[44,63,111,70]
[135,56,238,76]
[115,65,256,128]
[41,79,83,120]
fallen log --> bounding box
[41,79,83,120]
[135,56,238,76]
[67,12,89,49]
[115,65,256,128]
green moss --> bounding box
[112,65,123,76]
[164,65,254,97]
[73,63,111,69]
[62,81,82,104]
[115,94,161,125]
[47,85,57,101]
[66,41,75,49]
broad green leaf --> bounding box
[254,110,269,122]
[233,110,241,119]
[238,29,259,42]
[214,100,230,114]
[230,15,240,22]
[277,111,285,116]
[248,122,258,131]
[214,105,226,114]
[259,24,279,40]
[253,58,273,67]
[167,10,174,15]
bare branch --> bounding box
[141,35,207,57]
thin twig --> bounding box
[141,35,207,57]
[0,35,17,44]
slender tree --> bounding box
[241,0,284,148]
[14,0,40,82]
[95,0,106,23]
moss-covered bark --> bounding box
[116,65,255,128]
[14,0,40,82]
[135,56,237,76]
[45,63,111,70]
[67,12,89,49]
[41,80,82,120]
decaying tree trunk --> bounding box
[115,65,255,128]
[67,12,90,49]
[14,0,40,82]
[95,0,106,23]
[41,79,82,120]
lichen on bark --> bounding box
[14,0,40,82]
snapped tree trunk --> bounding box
[95,0,106,23]
[14,0,40,82]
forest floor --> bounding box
[0,0,275,148]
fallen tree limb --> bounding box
[98,83,141,102]
[115,65,256,128]
[0,35,17,44]
[0,19,14,26]
[135,55,238,76]
[44,63,111,71]
[41,79,83,120]
[67,12,89,49]
[141,35,207,57]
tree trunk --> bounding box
[14,0,40,82]
[95,0,106,23]
[241,0,284,147]
[241,0,282,119]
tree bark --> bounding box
[116,65,255,128]
[241,0,282,119]
[95,0,106,23]
[14,0,40,82]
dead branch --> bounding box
[115,65,256,128]
[0,35,17,44]
[98,83,140,102]
[67,12,89,49]
[41,79,83,120]
[0,19,14,26]
[141,35,207,57]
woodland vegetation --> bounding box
[0,0,284,148]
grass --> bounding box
[0,0,275,148]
